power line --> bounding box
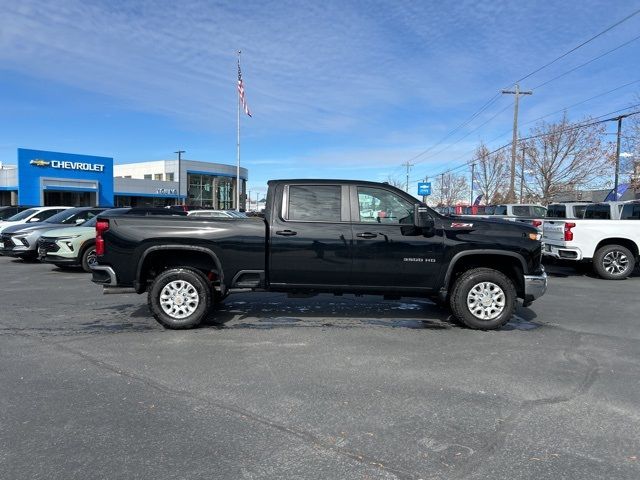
[413,102,512,166]
[512,7,640,85]
[404,94,502,164]
[430,105,640,179]
[442,79,640,167]
[532,33,640,90]
[397,7,640,175]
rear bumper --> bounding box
[91,264,118,285]
[542,243,583,261]
[523,270,547,306]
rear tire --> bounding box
[449,268,517,330]
[147,268,212,329]
[593,245,635,280]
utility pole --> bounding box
[402,161,414,192]
[502,84,532,202]
[174,150,185,205]
[519,144,525,203]
[440,172,445,206]
[248,190,252,211]
[470,163,475,206]
[614,115,626,199]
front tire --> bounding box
[147,268,212,329]
[449,268,517,330]
[593,245,635,280]
[80,243,98,272]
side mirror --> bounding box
[414,204,434,228]
[28,217,40,222]
[75,218,85,225]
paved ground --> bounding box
[0,255,639,480]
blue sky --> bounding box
[1,0,640,198]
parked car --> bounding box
[0,206,70,235]
[0,206,33,221]
[546,202,591,219]
[91,179,546,331]
[38,216,101,271]
[542,200,640,279]
[0,207,106,259]
[37,207,188,271]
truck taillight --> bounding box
[532,220,542,228]
[95,219,109,256]
[564,222,576,241]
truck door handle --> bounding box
[276,229,297,236]
[357,232,378,239]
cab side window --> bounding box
[621,204,640,220]
[357,187,413,224]
[288,185,341,222]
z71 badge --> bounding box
[450,222,473,228]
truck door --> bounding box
[269,184,352,287]
[350,185,444,290]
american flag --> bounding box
[237,61,252,117]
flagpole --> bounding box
[236,51,241,212]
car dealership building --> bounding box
[0,148,248,209]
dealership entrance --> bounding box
[44,190,96,206]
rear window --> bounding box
[287,185,341,222]
[493,205,507,215]
[531,206,547,217]
[573,205,587,218]
[546,205,566,218]
[584,204,611,219]
[620,204,640,220]
[511,206,530,217]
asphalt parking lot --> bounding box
[1,256,639,480]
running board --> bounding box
[103,287,137,294]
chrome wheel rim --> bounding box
[467,282,506,320]
[160,280,200,319]
[86,249,98,267]
[603,251,629,275]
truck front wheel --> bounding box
[593,245,635,280]
[148,268,212,329]
[449,268,517,330]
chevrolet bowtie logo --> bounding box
[30,159,51,167]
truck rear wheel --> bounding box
[593,245,635,280]
[449,268,516,330]
[147,268,212,329]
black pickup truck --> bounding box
[91,179,547,330]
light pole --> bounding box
[174,150,185,205]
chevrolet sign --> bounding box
[30,158,105,172]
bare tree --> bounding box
[523,114,610,203]
[623,102,640,190]
[434,173,469,206]
[385,175,405,189]
[472,143,508,204]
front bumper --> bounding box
[39,254,79,265]
[523,270,547,306]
